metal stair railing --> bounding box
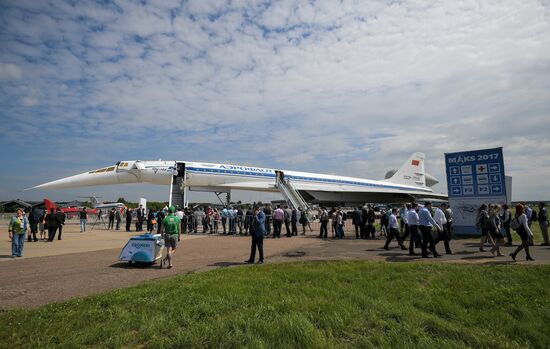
[276,176,309,212]
[169,175,185,208]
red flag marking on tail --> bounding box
[411,160,420,166]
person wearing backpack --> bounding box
[476,204,495,252]
[538,202,549,246]
[510,204,534,261]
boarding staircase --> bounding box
[275,173,310,213]
[169,164,186,208]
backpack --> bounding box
[510,217,521,231]
[476,211,488,230]
[530,210,538,222]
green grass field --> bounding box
[1,261,549,348]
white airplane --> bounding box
[29,152,446,207]
[83,196,126,210]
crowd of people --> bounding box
[374,201,454,258]
[475,202,548,261]
[6,207,67,258]
[6,200,548,263]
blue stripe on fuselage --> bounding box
[185,166,429,193]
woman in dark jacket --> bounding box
[44,208,59,242]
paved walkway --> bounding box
[1,223,549,310]
[0,223,207,261]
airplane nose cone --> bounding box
[28,167,138,190]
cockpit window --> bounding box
[88,166,116,174]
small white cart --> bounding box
[119,233,164,265]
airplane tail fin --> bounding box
[385,152,426,187]
[44,198,57,211]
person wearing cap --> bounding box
[245,206,265,264]
[162,206,181,269]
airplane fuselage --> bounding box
[31,154,446,204]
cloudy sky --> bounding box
[1,0,549,204]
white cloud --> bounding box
[0,0,550,202]
[0,63,21,79]
[19,96,38,107]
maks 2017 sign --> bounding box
[445,147,507,235]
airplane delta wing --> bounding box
[29,153,447,205]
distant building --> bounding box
[0,199,33,212]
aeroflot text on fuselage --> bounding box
[218,165,274,173]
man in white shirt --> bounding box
[400,203,411,243]
[419,202,442,258]
[406,203,421,255]
[434,203,453,254]
[383,208,406,250]
[176,207,185,235]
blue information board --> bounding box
[445,147,506,199]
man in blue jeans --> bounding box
[79,208,87,232]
